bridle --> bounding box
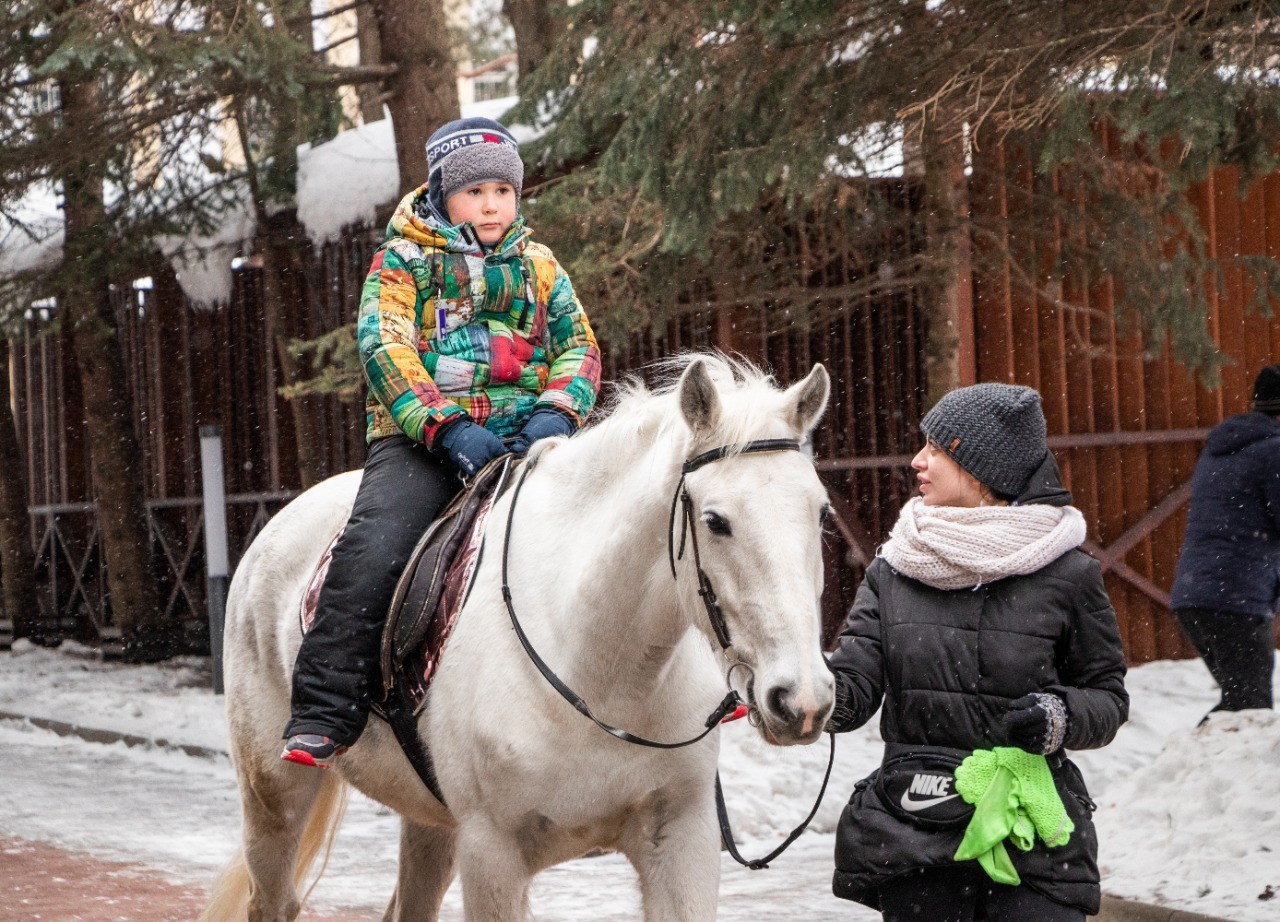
[499,437,835,868]
[667,438,803,649]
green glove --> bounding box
[953,747,1074,886]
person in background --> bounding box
[280,116,601,768]
[1171,364,1280,717]
[826,383,1129,922]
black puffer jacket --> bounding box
[827,464,1129,914]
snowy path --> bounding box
[0,718,875,920]
[4,642,1279,920]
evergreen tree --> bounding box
[0,0,383,658]
[372,0,461,191]
[503,0,564,83]
[0,340,41,647]
[517,0,1280,379]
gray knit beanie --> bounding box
[425,117,523,209]
[920,383,1049,498]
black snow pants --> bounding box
[879,866,1085,922]
[284,435,462,746]
[1174,606,1276,714]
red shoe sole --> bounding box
[281,750,326,768]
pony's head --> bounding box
[667,355,835,746]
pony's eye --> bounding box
[703,511,733,537]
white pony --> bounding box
[204,354,836,922]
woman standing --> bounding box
[827,383,1128,921]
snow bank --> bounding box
[296,115,400,246]
[2,97,535,305]
[716,712,883,842]
[0,637,876,842]
[0,184,64,279]
[0,640,228,753]
[0,182,251,310]
[1070,656,1222,794]
[157,200,257,309]
[1095,709,1280,921]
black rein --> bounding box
[499,437,835,869]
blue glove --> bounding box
[508,407,577,456]
[438,419,507,478]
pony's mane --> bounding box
[587,352,791,459]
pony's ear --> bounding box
[678,359,721,434]
[785,363,830,437]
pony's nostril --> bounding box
[767,684,796,722]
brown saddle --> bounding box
[299,454,517,801]
[378,453,516,712]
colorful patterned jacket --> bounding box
[358,184,601,446]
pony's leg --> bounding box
[381,820,458,922]
[621,794,721,922]
[237,754,331,922]
[456,820,533,922]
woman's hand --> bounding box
[1000,692,1069,755]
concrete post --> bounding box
[199,426,230,695]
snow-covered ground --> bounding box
[0,640,1276,920]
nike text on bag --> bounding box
[874,748,975,830]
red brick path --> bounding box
[0,837,366,921]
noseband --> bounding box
[499,436,833,869]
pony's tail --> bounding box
[199,848,251,922]
[295,777,349,908]
[199,776,349,922]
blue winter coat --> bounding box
[1170,412,1280,618]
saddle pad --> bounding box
[300,532,341,635]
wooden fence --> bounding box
[964,152,1280,662]
[9,232,375,647]
[6,164,1279,660]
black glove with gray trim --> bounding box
[1000,692,1069,755]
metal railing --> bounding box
[22,491,297,646]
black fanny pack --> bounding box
[873,745,975,830]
